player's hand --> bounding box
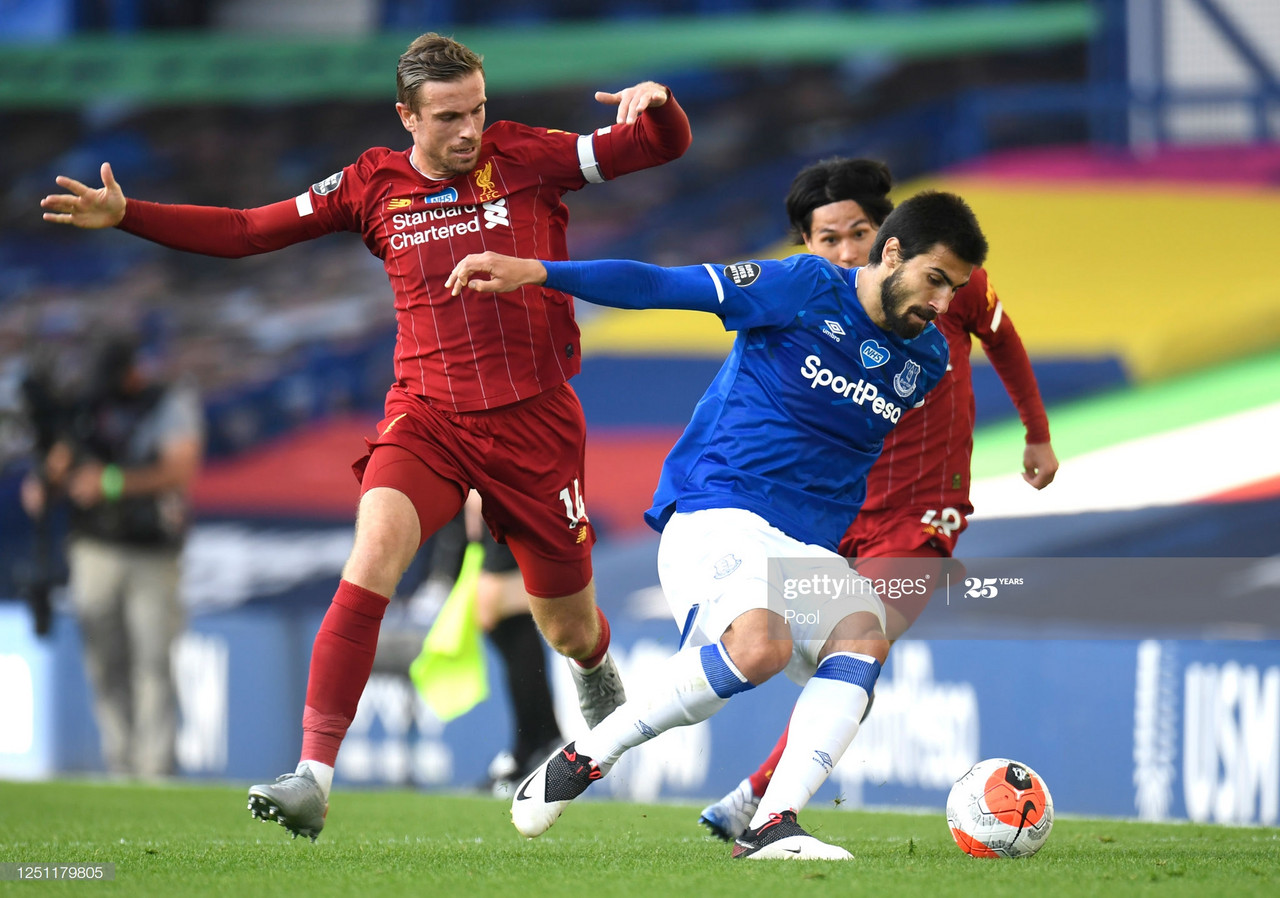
[41,162,126,229]
[19,475,46,517]
[595,81,669,125]
[67,463,106,507]
[447,252,548,295]
[1022,441,1059,489]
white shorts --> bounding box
[656,507,886,684]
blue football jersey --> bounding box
[542,253,950,550]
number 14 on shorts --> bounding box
[559,478,588,528]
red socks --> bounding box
[574,606,611,670]
[300,579,389,766]
[749,723,791,797]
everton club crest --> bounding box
[893,359,921,398]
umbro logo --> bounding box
[821,319,845,342]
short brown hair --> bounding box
[396,33,484,110]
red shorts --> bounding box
[353,383,594,598]
[839,505,970,559]
[839,506,971,633]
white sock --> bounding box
[298,760,335,800]
[750,651,880,827]
[577,642,752,772]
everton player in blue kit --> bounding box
[448,191,987,859]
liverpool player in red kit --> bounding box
[42,33,691,840]
[697,157,1058,841]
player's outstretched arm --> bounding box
[450,252,728,315]
[41,162,125,229]
[973,279,1054,486]
[448,252,548,295]
[1022,441,1059,489]
[586,81,689,177]
[44,164,331,258]
[595,81,670,125]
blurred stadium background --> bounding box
[1,0,1278,828]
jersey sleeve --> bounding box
[947,268,988,335]
[118,150,378,257]
[542,254,820,330]
[293,149,384,234]
[582,90,691,182]
[486,121,591,189]
[970,269,1052,444]
[494,90,690,192]
[706,255,830,330]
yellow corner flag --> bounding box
[409,542,488,721]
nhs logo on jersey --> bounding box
[821,320,845,343]
[425,188,459,204]
[860,340,890,369]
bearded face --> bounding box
[879,267,937,339]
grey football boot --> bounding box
[247,767,328,841]
[568,652,626,728]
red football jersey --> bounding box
[119,100,690,411]
[860,267,1050,517]
[304,126,588,411]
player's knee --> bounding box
[343,488,422,594]
[342,531,416,597]
[820,611,890,664]
[722,636,791,685]
[537,614,594,659]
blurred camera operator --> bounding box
[20,336,204,778]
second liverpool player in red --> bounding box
[43,33,691,840]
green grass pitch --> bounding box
[1,780,1277,896]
